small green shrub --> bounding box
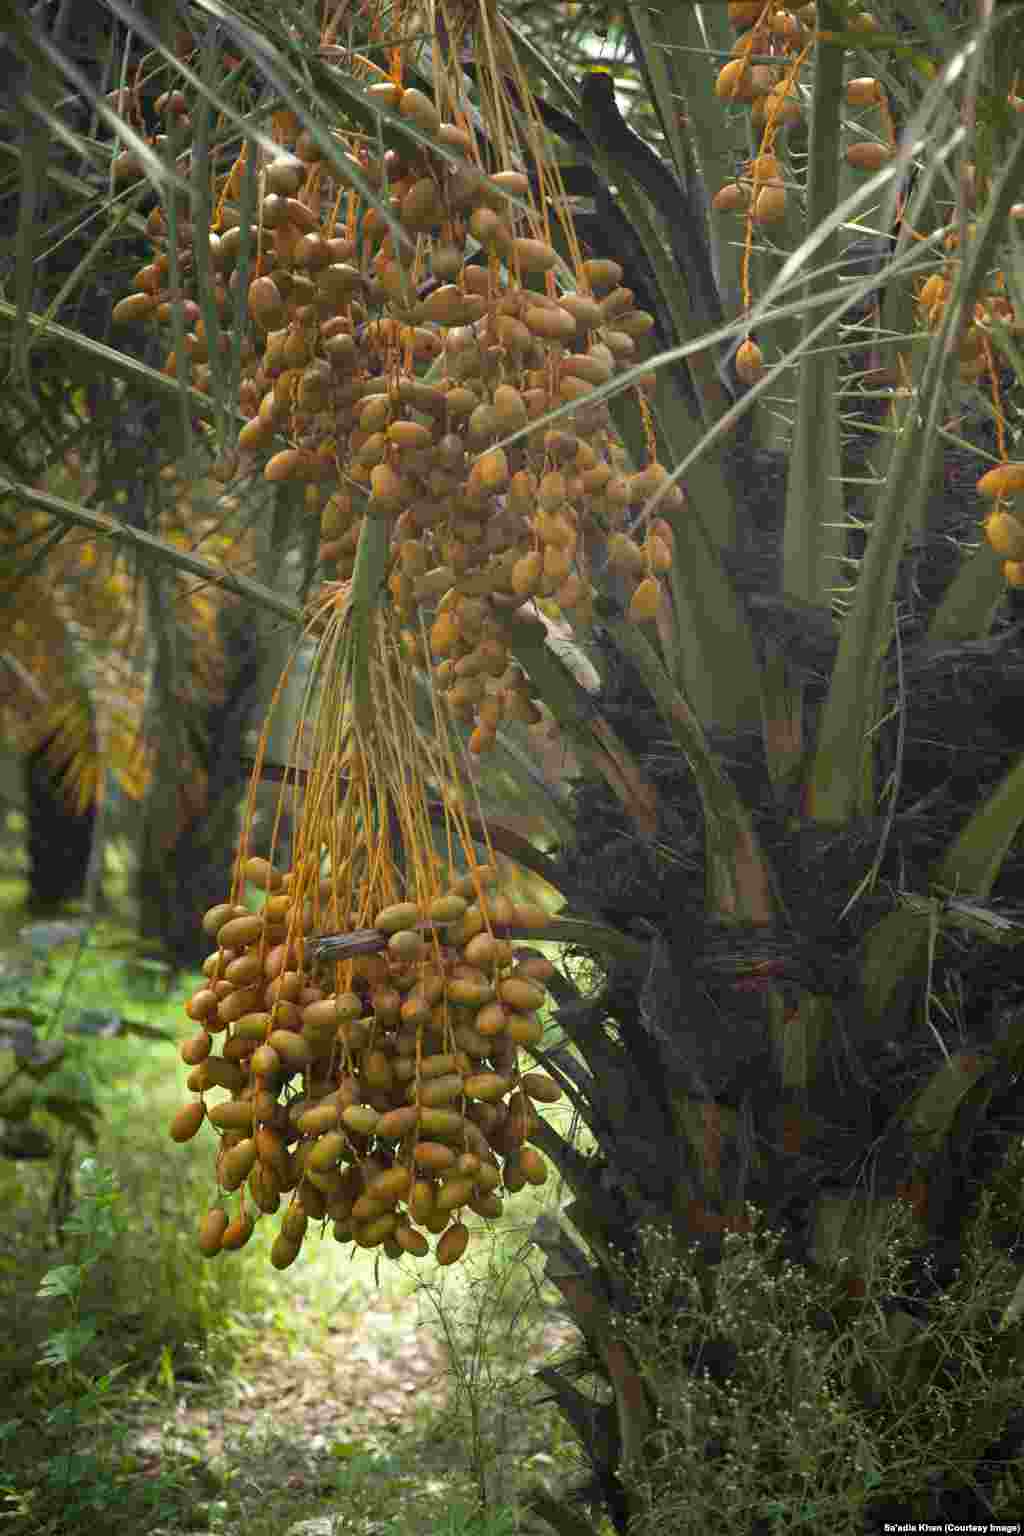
[610,1186,1024,1534]
[418,1220,570,1515]
[6,1160,172,1530]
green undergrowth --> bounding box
[0,920,591,1536]
[612,1184,1024,1535]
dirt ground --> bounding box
[123,1283,580,1536]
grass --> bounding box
[0,858,598,1536]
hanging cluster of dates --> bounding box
[114,58,679,755]
[171,849,564,1270]
[115,2,674,1272]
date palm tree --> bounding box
[8,1,1024,1531]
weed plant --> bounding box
[417,1223,566,1513]
[610,1169,1024,1534]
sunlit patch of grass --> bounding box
[0,925,588,1536]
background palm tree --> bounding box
[0,1,308,966]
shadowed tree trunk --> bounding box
[136,593,265,973]
[24,731,96,914]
